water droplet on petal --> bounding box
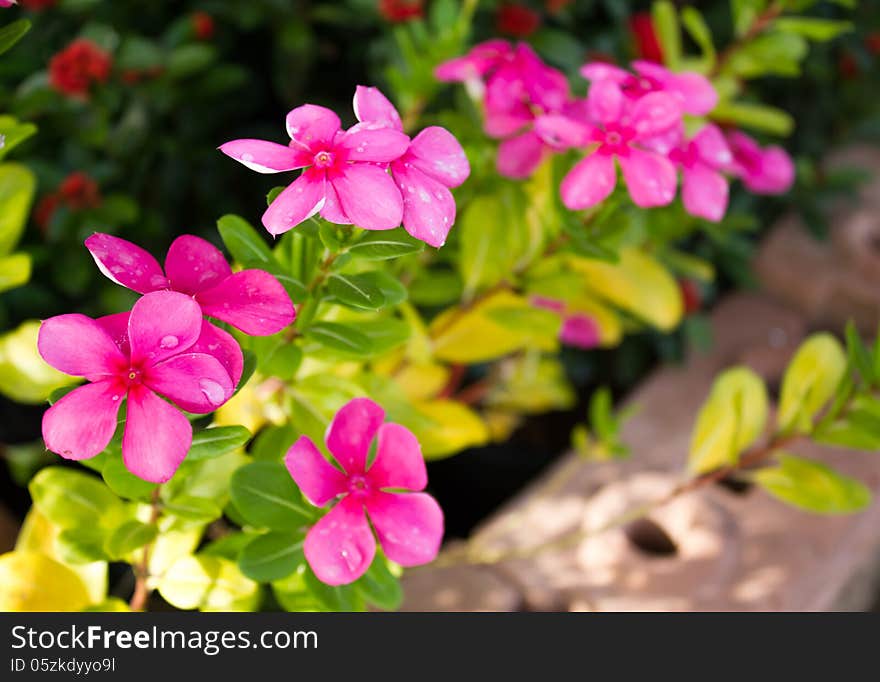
[159,335,179,350]
[339,540,363,572]
[199,378,226,405]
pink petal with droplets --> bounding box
[164,234,233,296]
[365,491,443,567]
[127,291,202,366]
[630,91,682,138]
[683,163,728,222]
[619,147,678,208]
[190,321,244,386]
[338,124,410,163]
[352,86,404,131]
[304,495,376,586]
[285,436,349,507]
[408,127,470,187]
[560,152,617,210]
[42,380,123,461]
[367,422,427,491]
[285,104,341,150]
[196,269,295,336]
[392,160,456,248]
[325,397,385,474]
[496,130,545,180]
[218,139,310,173]
[122,384,192,483]
[145,352,234,414]
[262,172,326,236]
[38,314,126,380]
[330,164,403,231]
[84,233,168,294]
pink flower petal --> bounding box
[262,172,327,236]
[285,104,340,150]
[122,385,192,483]
[365,491,443,567]
[196,269,295,336]
[692,124,731,168]
[560,152,617,210]
[668,71,718,116]
[744,146,795,195]
[164,235,233,296]
[408,127,471,188]
[145,352,234,414]
[218,139,309,174]
[127,291,203,366]
[96,312,131,356]
[579,61,631,84]
[484,109,532,139]
[367,423,426,491]
[434,39,512,82]
[304,495,376,586]
[619,147,678,208]
[338,124,410,163]
[392,161,456,248]
[683,164,728,222]
[42,380,123,461]
[38,314,126,380]
[534,114,591,150]
[84,233,168,294]
[318,180,350,224]
[190,321,244,386]
[560,314,601,349]
[325,397,385,475]
[330,164,403,231]
[630,91,682,138]
[587,80,624,126]
[353,85,404,130]
[285,436,349,507]
[496,130,545,180]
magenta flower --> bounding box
[38,291,237,483]
[220,104,410,235]
[540,79,682,210]
[725,130,795,195]
[85,233,294,380]
[0,1,17,7]
[434,39,514,88]
[285,398,443,586]
[580,60,718,117]
[532,296,601,350]
[353,86,470,247]
[666,124,732,222]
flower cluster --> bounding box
[34,171,102,231]
[49,39,112,98]
[437,40,795,222]
[38,234,295,482]
[220,85,470,248]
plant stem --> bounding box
[712,2,785,76]
[129,487,162,612]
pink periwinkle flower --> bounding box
[352,86,470,247]
[220,103,411,235]
[725,130,795,195]
[666,124,733,222]
[38,291,238,482]
[0,1,16,7]
[285,397,444,586]
[539,79,682,210]
[434,39,514,91]
[85,233,294,382]
[532,296,601,350]
[580,60,718,117]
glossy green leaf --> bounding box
[105,521,158,560]
[711,101,794,136]
[29,467,123,529]
[230,461,312,531]
[162,495,223,523]
[652,2,681,68]
[188,426,251,462]
[238,531,304,582]
[303,565,366,612]
[0,163,36,256]
[217,214,273,265]
[0,19,30,57]
[355,558,402,611]
[304,322,373,356]
[102,454,158,501]
[327,272,387,310]
[347,228,424,260]
[774,17,851,42]
[56,527,110,564]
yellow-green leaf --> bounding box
[410,399,490,459]
[688,367,768,474]
[0,162,36,256]
[0,551,91,612]
[0,252,30,293]
[778,333,846,434]
[0,320,72,404]
[158,555,259,612]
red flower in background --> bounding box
[192,11,215,40]
[34,194,60,232]
[866,32,880,56]
[838,52,859,79]
[497,4,541,38]
[679,279,702,315]
[59,172,101,210]
[378,0,423,22]
[629,12,663,63]
[545,0,572,13]
[49,39,112,98]
[21,0,56,9]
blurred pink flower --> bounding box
[532,296,601,349]
[725,130,795,195]
[38,291,236,482]
[0,1,17,7]
[580,60,717,117]
[434,39,513,87]
[286,397,443,586]
[540,79,682,209]
[667,124,732,222]
[85,233,294,363]
[220,104,410,235]
[353,86,470,247]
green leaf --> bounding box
[0,163,36,256]
[217,214,273,265]
[652,1,681,68]
[303,565,366,611]
[304,322,373,357]
[711,101,794,136]
[105,521,158,559]
[266,186,286,205]
[238,531,304,582]
[356,318,410,355]
[731,0,767,38]
[458,194,516,299]
[230,461,313,531]
[327,272,387,311]
[249,258,307,303]
[354,558,402,611]
[726,32,808,78]
[371,270,408,306]
[778,333,847,434]
[486,306,562,341]
[167,44,216,79]
[774,17,852,42]
[844,321,874,386]
[681,7,715,69]
[0,116,38,161]
[0,19,31,57]
[688,367,768,474]
[102,453,158,500]
[0,253,31,293]
[753,453,871,514]
[162,495,223,523]
[29,467,122,529]
[56,527,109,564]
[188,426,251,462]
[347,228,425,260]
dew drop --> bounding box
[199,378,225,405]
[339,540,363,572]
[159,335,179,349]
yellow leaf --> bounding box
[568,248,683,331]
[688,367,768,474]
[431,291,556,363]
[0,551,91,612]
[409,399,490,459]
[158,555,259,612]
[778,333,847,434]
[0,320,72,404]
[394,362,450,402]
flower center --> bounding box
[313,150,335,168]
[348,474,370,498]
